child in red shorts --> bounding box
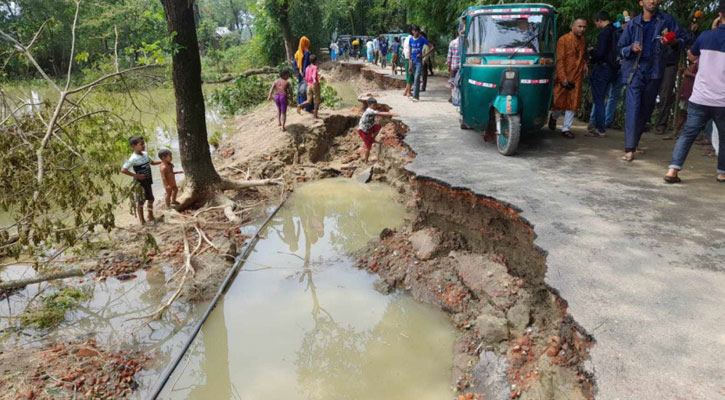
[357,97,397,163]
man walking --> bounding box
[617,0,693,162]
[589,11,619,137]
[664,3,725,183]
[446,30,461,102]
[408,25,434,102]
[653,41,682,134]
[549,19,588,138]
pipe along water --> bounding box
[149,196,289,399]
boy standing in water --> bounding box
[121,136,161,225]
[297,55,321,119]
[158,149,183,208]
[357,97,398,163]
[268,69,293,130]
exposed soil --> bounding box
[0,339,148,399]
[2,63,597,399]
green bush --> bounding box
[20,286,90,330]
[321,83,342,109]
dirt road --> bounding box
[369,68,725,399]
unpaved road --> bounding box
[368,68,725,399]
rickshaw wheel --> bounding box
[496,114,521,156]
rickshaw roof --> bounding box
[463,3,557,15]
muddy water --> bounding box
[329,80,360,109]
[157,179,456,400]
[0,84,232,227]
[0,263,205,394]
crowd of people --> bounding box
[550,0,724,183]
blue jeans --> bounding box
[590,65,617,132]
[590,70,624,127]
[412,61,424,99]
[624,64,661,152]
[669,102,725,174]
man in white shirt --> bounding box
[403,31,413,97]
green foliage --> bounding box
[321,82,342,109]
[141,233,159,263]
[1,0,168,79]
[209,130,224,148]
[209,75,273,115]
[0,105,139,262]
[20,286,90,330]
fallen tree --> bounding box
[203,66,278,84]
[0,269,87,291]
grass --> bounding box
[20,286,90,330]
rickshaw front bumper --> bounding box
[493,94,520,115]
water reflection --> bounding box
[159,180,455,400]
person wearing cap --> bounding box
[357,98,398,163]
[617,0,695,162]
[664,2,725,184]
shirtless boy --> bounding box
[158,149,183,207]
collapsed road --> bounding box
[356,64,725,399]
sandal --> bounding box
[585,130,605,137]
[663,176,681,184]
[561,131,575,139]
[717,176,725,183]
[621,153,634,162]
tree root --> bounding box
[128,225,198,324]
[174,178,282,224]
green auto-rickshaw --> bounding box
[460,4,557,155]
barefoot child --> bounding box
[121,136,161,225]
[357,97,398,163]
[268,69,293,131]
[158,149,183,207]
[296,55,321,118]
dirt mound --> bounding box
[354,180,595,399]
[0,339,149,399]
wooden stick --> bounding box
[0,269,86,290]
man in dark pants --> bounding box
[617,0,694,162]
[653,42,682,134]
[664,3,725,183]
[589,11,619,137]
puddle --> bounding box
[328,81,360,109]
[156,179,456,399]
[0,263,205,394]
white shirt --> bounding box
[366,41,374,53]
[358,108,378,132]
[403,36,411,58]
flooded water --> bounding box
[329,81,360,109]
[0,262,205,393]
[0,84,232,227]
[156,179,457,400]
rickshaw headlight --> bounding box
[505,71,516,79]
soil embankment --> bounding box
[1,63,595,399]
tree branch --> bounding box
[65,0,81,91]
[0,269,87,290]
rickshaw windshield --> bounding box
[466,13,554,55]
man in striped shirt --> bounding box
[664,2,725,184]
[446,31,461,102]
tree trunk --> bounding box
[160,0,221,200]
[279,0,295,62]
[228,0,241,31]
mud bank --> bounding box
[332,65,596,399]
